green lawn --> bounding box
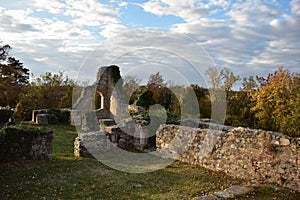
[0,124,299,199]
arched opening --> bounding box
[95,91,104,110]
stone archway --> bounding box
[72,65,122,127]
[95,65,122,119]
[95,91,104,110]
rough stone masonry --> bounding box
[156,125,300,191]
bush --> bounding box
[47,114,58,124]
[0,109,14,123]
[48,109,62,122]
[0,125,49,161]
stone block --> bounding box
[214,191,234,198]
[280,138,290,146]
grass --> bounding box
[0,124,299,199]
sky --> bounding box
[0,0,299,87]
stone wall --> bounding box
[32,108,71,124]
[30,131,53,160]
[0,127,53,161]
[156,125,300,191]
[74,116,153,157]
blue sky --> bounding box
[0,0,299,86]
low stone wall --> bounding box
[0,126,53,161]
[156,125,300,191]
[74,132,107,157]
[32,108,71,124]
[30,132,53,160]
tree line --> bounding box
[1,43,299,137]
[0,44,74,120]
[124,69,299,137]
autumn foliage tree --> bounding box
[251,67,300,137]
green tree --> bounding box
[226,91,256,127]
[190,84,211,118]
[14,71,74,120]
[225,76,257,127]
[133,89,155,109]
[0,54,30,107]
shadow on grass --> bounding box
[1,153,245,200]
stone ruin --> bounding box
[72,65,299,192]
[72,65,153,152]
[156,124,300,191]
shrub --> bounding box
[47,114,58,124]
[0,125,49,161]
[48,109,62,122]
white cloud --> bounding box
[100,23,128,38]
[0,0,299,82]
[33,0,66,14]
[169,0,300,78]
[290,0,300,15]
[227,0,282,26]
[119,2,128,7]
[63,0,120,26]
[0,0,125,78]
[139,0,233,22]
[140,0,209,22]
[208,0,231,8]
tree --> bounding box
[225,76,257,127]
[147,72,164,87]
[251,67,300,137]
[205,67,238,123]
[225,91,256,127]
[122,75,141,103]
[180,86,200,117]
[14,71,75,120]
[190,84,211,118]
[0,44,10,61]
[205,67,240,94]
[221,67,240,96]
[205,67,223,89]
[132,89,155,109]
[0,55,30,107]
[240,76,257,92]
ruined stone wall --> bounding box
[0,128,53,161]
[156,125,300,191]
[71,65,123,130]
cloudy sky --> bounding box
[0,0,299,86]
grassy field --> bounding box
[0,124,299,199]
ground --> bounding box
[0,124,299,199]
